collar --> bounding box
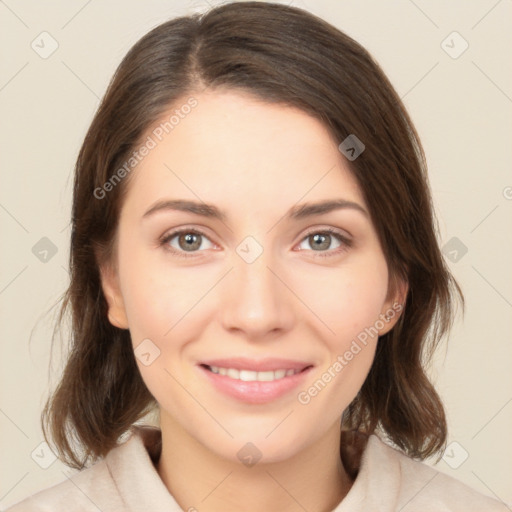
[106,424,401,512]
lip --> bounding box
[199,357,313,372]
[197,358,314,404]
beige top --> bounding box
[5,425,507,511]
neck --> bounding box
[156,415,353,512]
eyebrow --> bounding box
[142,198,368,222]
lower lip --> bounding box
[198,365,313,404]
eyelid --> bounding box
[158,226,218,258]
[300,226,352,243]
[159,225,353,258]
[297,227,353,258]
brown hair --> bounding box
[42,1,463,469]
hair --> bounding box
[42,0,463,470]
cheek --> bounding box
[116,233,204,339]
[291,252,389,344]
[117,249,198,394]
[119,233,390,349]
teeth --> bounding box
[207,365,302,381]
[274,369,286,379]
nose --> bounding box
[219,241,296,340]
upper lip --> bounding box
[199,357,314,372]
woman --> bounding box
[6,2,507,511]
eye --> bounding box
[159,228,215,258]
[159,227,352,259]
[296,228,352,258]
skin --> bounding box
[100,89,406,512]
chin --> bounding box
[201,426,310,466]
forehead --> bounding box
[123,89,365,215]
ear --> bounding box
[98,262,129,329]
[377,275,408,336]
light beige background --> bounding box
[1,0,511,509]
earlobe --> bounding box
[106,295,130,330]
[378,277,408,336]
[98,264,129,329]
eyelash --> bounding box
[159,227,353,260]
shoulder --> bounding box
[364,434,509,512]
[4,458,118,512]
[2,427,151,512]
[4,425,170,512]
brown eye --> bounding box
[297,229,352,258]
[177,232,202,251]
[307,232,334,251]
[160,228,214,258]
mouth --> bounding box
[199,364,311,382]
[197,358,314,404]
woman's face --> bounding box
[100,89,403,463]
